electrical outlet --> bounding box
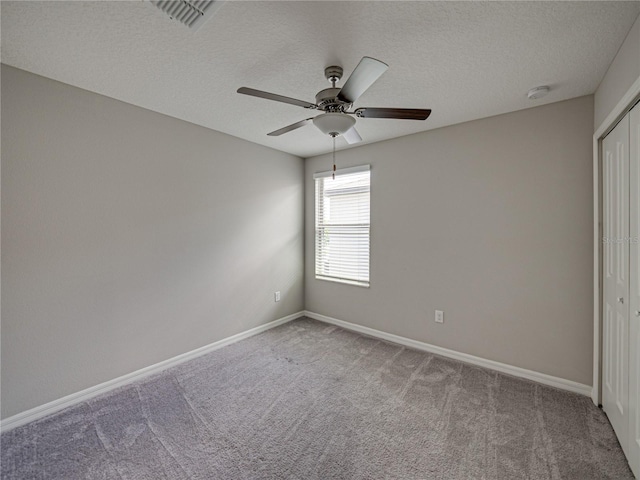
[274,291,281,302]
[435,310,444,324]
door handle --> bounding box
[617,297,624,304]
[635,311,640,317]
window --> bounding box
[314,165,370,287]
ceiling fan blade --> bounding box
[354,108,431,120]
[267,118,313,136]
[343,127,362,145]
[237,87,317,109]
[337,57,389,104]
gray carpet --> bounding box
[1,317,633,479]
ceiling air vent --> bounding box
[150,1,224,32]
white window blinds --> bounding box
[314,165,370,287]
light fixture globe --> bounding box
[313,113,355,136]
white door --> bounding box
[629,103,640,478]
[603,114,630,458]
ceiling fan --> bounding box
[237,57,431,145]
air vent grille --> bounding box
[150,1,223,31]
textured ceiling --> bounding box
[2,1,639,158]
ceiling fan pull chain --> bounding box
[332,135,336,179]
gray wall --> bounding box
[1,65,304,419]
[594,13,640,129]
[305,96,595,386]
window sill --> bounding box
[315,275,370,288]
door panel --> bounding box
[603,115,630,458]
[628,104,639,478]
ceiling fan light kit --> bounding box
[313,113,356,136]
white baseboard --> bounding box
[1,311,305,433]
[304,311,593,397]
[2,309,593,433]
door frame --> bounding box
[593,77,640,406]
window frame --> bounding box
[313,164,371,288]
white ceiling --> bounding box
[2,1,639,158]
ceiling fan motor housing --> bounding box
[316,88,352,112]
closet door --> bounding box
[629,104,639,478]
[603,114,630,458]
